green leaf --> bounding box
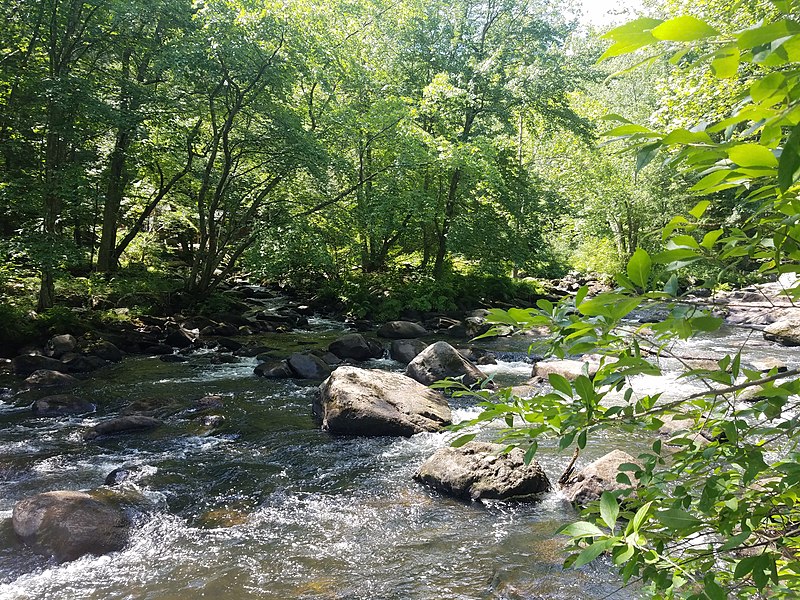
[779,123,800,192]
[711,44,740,79]
[627,248,652,289]
[662,129,713,145]
[573,538,615,567]
[728,144,778,168]
[574,375,594,402]
[451,433,476,448]
[691,315,723,331]
[632,501,652,532]
[737,20,800,50]
[600,492,620,530]
[549,373,573,398]
[602,124,657,136]
[654,508,702,530]
[689,200,711,219]
[701,229,724,249]
[652,16,718,41]
[664,274,679,297]
[560,520,605,538]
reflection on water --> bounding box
[5,323,785,598]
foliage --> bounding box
[454,2,800,598]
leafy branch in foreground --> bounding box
[456,4,800,597]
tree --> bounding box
[452,2,800,597]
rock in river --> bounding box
[389,339,428,365]
[12,490,132,562]
[328,333,384,361]
[12,354,66,377]
[84,415,163,441]
[561,449,639,506]
[32,394,96,416]
[377,320,427,339]
[764,319,800,346]
[405,341,488,387]
[287,353,332,379]
[414,441,551,502]
[316,366,451,436]
[25,369,79,387]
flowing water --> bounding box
[0,319,796,600]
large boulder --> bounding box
[12,490,131,561]
[561,450,639,506]
[405,341,488,387]
[316,366,451,436]
[88,340,123,362]
[25,369,79,387]
[328,334,384,361]
[44,334,78,358]
[32,394,96,416]
[533,359,599,381]
[62,355,108,373]
[287,353,332,380]
[12,354,66,377]
[764,319,800,346]
[414,441,550,501]
[164,326,195,349]
[254,360,293,378]
[377,320,427,339]
[389,339,428,365]
[83,415,162,441]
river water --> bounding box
[0,318,794,599]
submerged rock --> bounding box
[405,341,488,387]
[32,394,96,417]
[25,369,79,387]
[561,450,639,506]
[377,320,427,339]
[84,416,163,441]
[328,333,384,361]
[414,441,550,502]
[316,366,451,436]
[12,490,132,561]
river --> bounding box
[1,316,791,599]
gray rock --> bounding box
[561,450,639,506]
[377,320,428,339]
[32,394,96,416]
[405,341,488,387]
[217,337,243,351]
[317,366,451,436]
[533,359,599,381]
[12,354,66,377]
[12,490,131,561]
[62,355,109,373]
[389,339,428,365]
[83,416,162,441]
[254,360,293,378]
[328,334,384,361]
[25,369,79,387]
[165,327,195,349]
[287,353,332,380]
[89,341,123,362]
[764,319,800,346]
[45,334,78,358]
[414,441,550,501]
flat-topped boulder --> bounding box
[561,449,639,506]
[414,441,551,501]
[12,354,66,377]
[12,490,132,562]
[377,320,427,339]
[328,333,384,361]
[405,341,488,387]
[83,415,162,441]
[764,319,800,346]
[533,359,599,381]
[287,353,332,379]
[316,366,451,436]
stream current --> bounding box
[0,318,795,599]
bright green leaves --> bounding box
[651,16,718,42]
[711,45,740,79]
[779,124,800,192]
[599,17,663,60]
[599,492,620,531]
[728,144,778,168]
[654,508,702,530]
[626,248,651,290]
